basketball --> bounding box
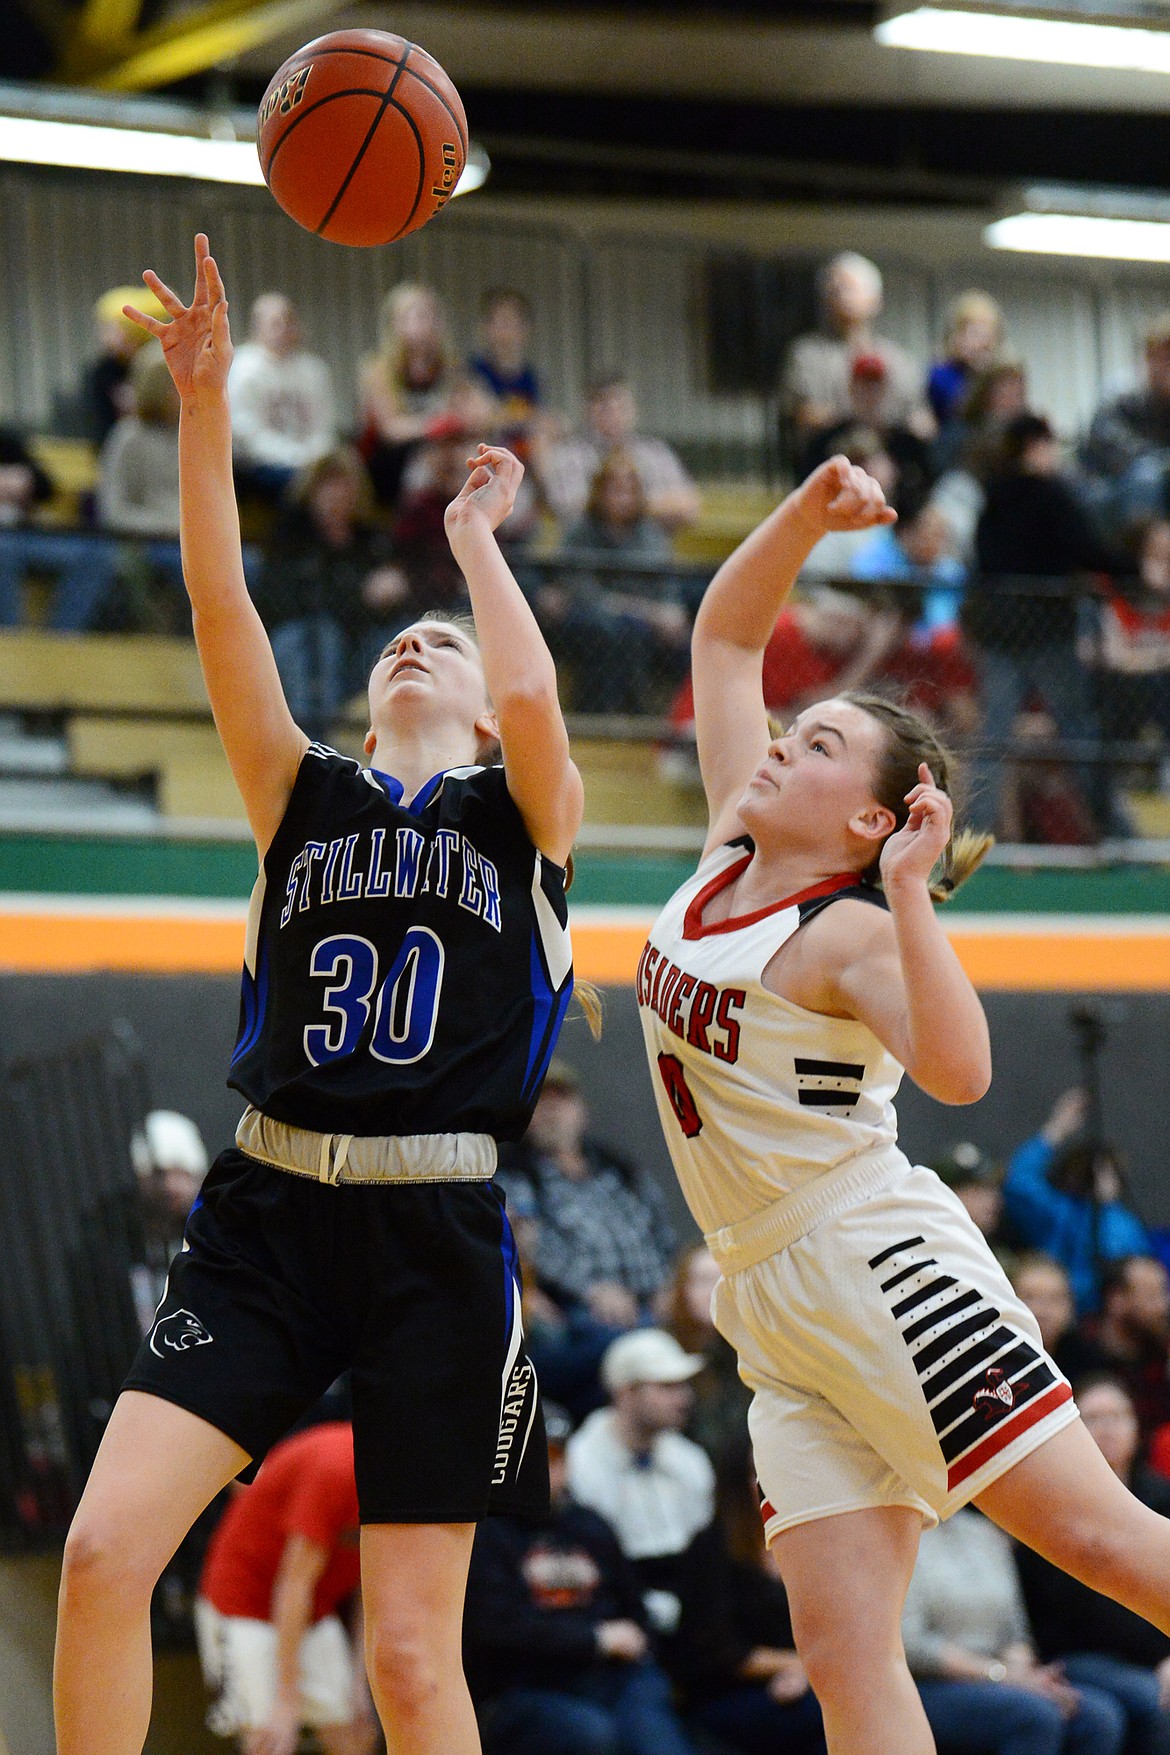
[256,29,468,248]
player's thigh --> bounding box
[976,1416,1170,1592]
[773,1503,924,1668]
[64,1390,247,1584]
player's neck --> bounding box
[731,841,854,915]
[366,730,478,800]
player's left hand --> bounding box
[244,1695,300,1755]
[793,455,897,536]
[878,763,952,891]
[444,444,523,536]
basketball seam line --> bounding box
[262,87,392,181]
[385,87,428,243]
[316,51,412,237]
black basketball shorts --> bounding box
[124,1148,548,1523]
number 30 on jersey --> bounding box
[304,928,444,1067]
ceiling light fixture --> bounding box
[876,6,1170,74]
[0,105,489,196]
[986,210,1170,260]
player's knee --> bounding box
[60,1512,157,1607]
[792,1609,897,1703]
[1055,1509,1132,1596]
[364,1622,447,1722]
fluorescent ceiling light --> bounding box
[987,210,1170,261]
[0,113,265,183]
[0,111,489,196]
[876,6,1170,73]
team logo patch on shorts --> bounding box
[868,1237,1071,1491]
[150,1308,214,1357]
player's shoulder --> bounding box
[796,885,894,963]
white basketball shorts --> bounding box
[711,1164,1079,1542]
[194,1598,356,1733]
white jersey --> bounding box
[637,839,905,1238]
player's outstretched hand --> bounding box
[123,233,232,404]
[794,455,897,535]
[879,763,953,892]
[444,444,523,538]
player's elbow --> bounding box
[922,1059,992,1106]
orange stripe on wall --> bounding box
[0,911,1168,991]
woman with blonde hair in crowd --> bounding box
[928,291,1005,431]
[358,283,457,508]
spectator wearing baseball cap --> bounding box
[128,1109,210,1333]
[464,1401,697,1755]
[567,1330,714,1640]
[933,1141,1018,1278]
[496,1062,679,1334]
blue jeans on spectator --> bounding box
[971,643,1111,835]
[1061,1653,1170,1755]
[690,1680,826,1753]
[0,527,118,631]
[480,1659,695,1755]
[918,1676,1126,1755]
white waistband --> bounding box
[235,1105,498,1186]
[705,1145,909,1274]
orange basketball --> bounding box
[257,29,468,248]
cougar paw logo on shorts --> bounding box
[973,1367,1015,1418]
[150,1308,214,1357]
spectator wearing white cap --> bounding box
[128,1109,209,1333]
[567,1330,714,1639]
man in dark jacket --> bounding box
[463,1403,695,1755]
[965,412,1127,836]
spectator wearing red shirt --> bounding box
[196,1422,375,1755]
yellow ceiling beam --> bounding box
[72,0,147,60]
[61,0,347,91]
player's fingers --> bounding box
[204,253,228,307]
[122,304,168,337]
[142,269,186,317]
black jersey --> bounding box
[229,744,574,1141]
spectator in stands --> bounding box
[463,1402,696,1755]
[228,293,337,503]
[927,290,1006,430]
[850,474,967,634]
[1082,313,1170,536]
[1017,1374,1170,1754]
[498,1060,679,1327]
[96,342,185,628]
[1010,1254,1102,1385]
[540,376,701,535]
[931,356,1030,545]
[1002,1087,1150,1315]
[966,411,1123,836]
[1096,515,1170,784]
[545,450,690,712]
[660,1244,752,1462]
[1087,1257,1170,1447]
[127,1108,208,1335]
[510,1180,626,1425]
[902,1505,1126,1754]
[932,1143,1014,1269]
[0,421,117,631]
[567,1329,713,1640]
[805,353,933,487]
[781,251,933,475]
[391,414,479,619]
[82,284,167,445]
[358,283,455,508]
[999,706,1101,848]
[468,288,542,438]
[671,1437,826,1754]
[668,586,902,748]
[195,1421,375,1755]
[802,424,901,581]
[251,447,409,741]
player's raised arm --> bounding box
[124,234,307,857]
[443,445,583,866]
[691,456,895,854]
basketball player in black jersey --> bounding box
[55,235,584,1755]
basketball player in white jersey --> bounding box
[638,454,1170,1755]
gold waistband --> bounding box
[234,1105,498,1186]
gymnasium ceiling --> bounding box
[9,0,1170,202]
